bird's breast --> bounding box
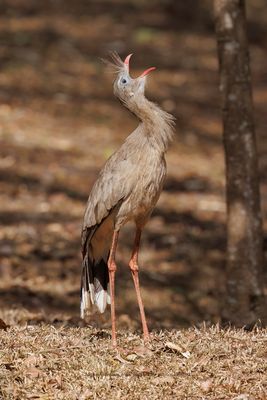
[115,155,166,228]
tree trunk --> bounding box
[214,0,265,326]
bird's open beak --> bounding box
[139,67,156,78]
[124,54,133,72]
[123,53,156,78]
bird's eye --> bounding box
[121,78,128,85]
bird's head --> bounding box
[106,52,156,105]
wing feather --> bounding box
[81,151,134,253]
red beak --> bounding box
[124,54,133,69]
[139,66,156,78]
[124,53,156,77]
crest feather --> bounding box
[101,51,126,73]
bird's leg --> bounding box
[129,228,150,342]
[108,230,119,347]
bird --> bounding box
[80,52,175,347]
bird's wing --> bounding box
[81,152,134,254]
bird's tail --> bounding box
[80,255,110,318]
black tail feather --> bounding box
[80,254,110,317]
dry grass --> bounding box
[0,317,266,400]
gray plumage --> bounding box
[81,52,175,318]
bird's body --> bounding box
[80,53,174,346]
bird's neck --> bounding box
[127,96,175,153]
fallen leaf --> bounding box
[133,345,153,357]
[126,353,138,362]
[114,354,131,364]
[165,341,191,358]
[165,341,183,352]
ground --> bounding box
[0,0,267,399]
[1,324,267,399]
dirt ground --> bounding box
[0,0,267,398]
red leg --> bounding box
[129,228,150,342]
[107,230,119,347]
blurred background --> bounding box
[0,0,266,330]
